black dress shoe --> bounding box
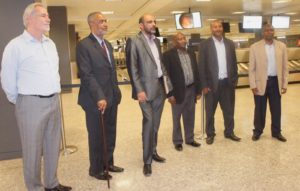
[225,133,241,142]
[186,140,201,147]
[252,134,260,141]
[206,136,214,145]
[89,172,112,180]
[174,144,183,151]
[143,164,152,176]
[45,184,72,191]
[108,165,124,172]
[272,134,287,142]
[152,153,166,162]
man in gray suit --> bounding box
[199,19,241,145]
[126,14,172,176]
[76,12,123,181]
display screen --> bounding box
[243,16,262,29]
[272,16,290,29]
[175,12,202,30]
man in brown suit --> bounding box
[249,23,288,142]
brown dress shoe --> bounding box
[206,136,214,145]
[143,164,152,176]
[108,165,124,172]
[272,134,287,142]
[89,172,112,180]
[174,144,183,151]
[186,140,201,147]
[225,133,241,141]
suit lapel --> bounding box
[138,32,157,64]
[89,34,111,66]
[208,38,219,74]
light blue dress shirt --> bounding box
[212,36,228,79]
[1,30,61,104]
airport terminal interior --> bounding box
[1,0,300,190]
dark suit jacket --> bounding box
[163,48,201,104]
[76,33,121,109]
[198,37,238,92]
[126,32,172,100]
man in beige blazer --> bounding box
[249,23,288,142]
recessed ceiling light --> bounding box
[285,12,298,15]
[232,11,245,15]
[195,0,211,2]
[105,0,122,2]
[171,11,185,14]
[102,11,114,14]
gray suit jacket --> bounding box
[127,32,172,100]
[198,37,238,92]
[76,33,121,109]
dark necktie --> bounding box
[101,41,108,58]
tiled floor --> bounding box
[1,84,300,191]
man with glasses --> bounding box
[1,3,71,191]
[76,12,123,180]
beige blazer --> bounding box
[249,39,288,95]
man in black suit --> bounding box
[163,32,201,151]
[126,14,173,176]
[199,20,241,145]
[76,12,123,180]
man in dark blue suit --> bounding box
[199,20,241,145]
[76,12,123,180]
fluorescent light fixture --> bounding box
[232,11,245,15]
[195,0,211,2]
[285,12,298,15]
[171,11,185,14]
[105,0,122,2]
[207,18,216,21]
[273,0,291,3]
[102,11,114,14]
[293,19,300,22]
[156,18,166,22]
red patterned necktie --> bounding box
[101,41,108,58]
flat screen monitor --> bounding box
[272,16,290,29]
[222,22,230,33]
[243,15,262,29]
[175,12,202,30]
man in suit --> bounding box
[199,19,241,145]
[249,23,288,142]
[76,12,123,181]
[163,32,201,151]
[126,14,172,176]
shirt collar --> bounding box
[212,36,224,43]
[92,33,105,45]
[142,31,155,41]
[22,30,49,43]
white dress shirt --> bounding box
[1,30,61,104]
[142,32,163,78]
[212,36,228,79]
[265,43,277,76]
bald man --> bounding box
[126,14,172,176]
[163,32,201,151]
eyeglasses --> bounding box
[95,19,107,24]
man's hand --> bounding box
[251,88,259,95]
[168,96,176,105]
[137,91,147,103]
[196,94,201,100]
[97,99,107,114]
[281,88,287,94]
[202,87,210,95]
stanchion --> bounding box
[59,93,78,156]
[195,95,206,140]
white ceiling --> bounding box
[45,0,300,40]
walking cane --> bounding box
[99,110,110,189]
